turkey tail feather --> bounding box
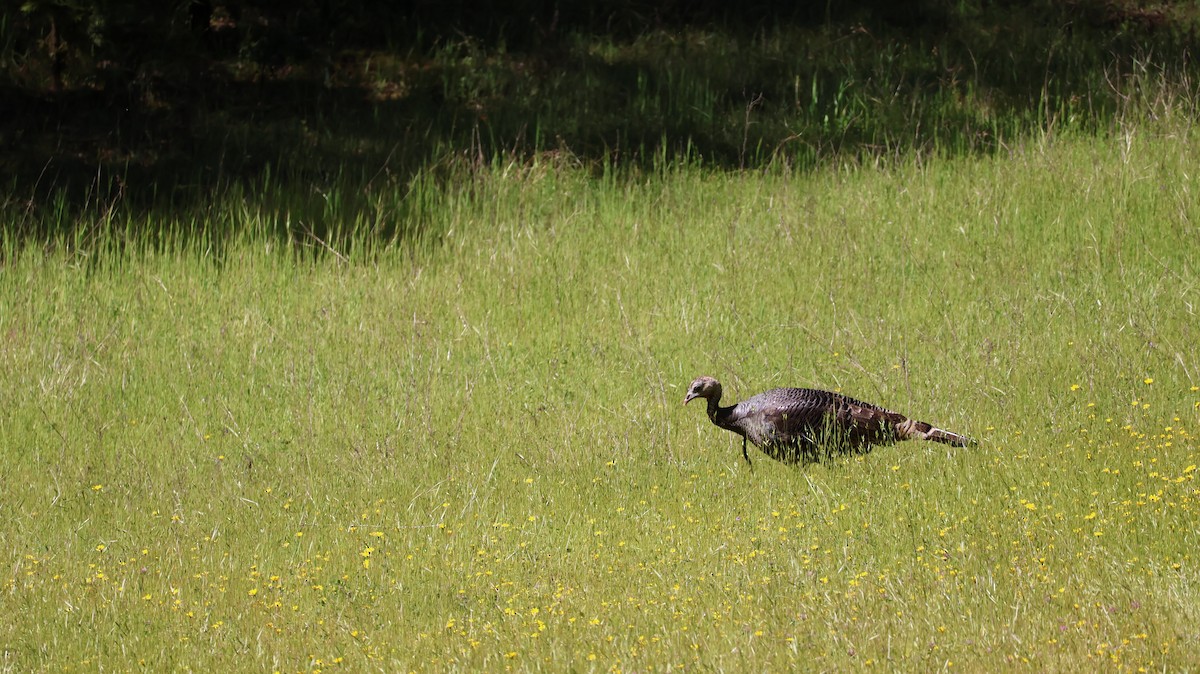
[926,427,974,447]
[897,418,974,447]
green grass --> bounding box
[4,106,1200,671]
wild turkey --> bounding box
[683,375,973,466]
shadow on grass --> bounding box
[1,1,1196,249]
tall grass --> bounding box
[3,72,1200,674]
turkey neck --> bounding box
[706,388,738,429]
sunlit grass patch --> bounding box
[3,96,1200,671]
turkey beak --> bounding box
[683,392,697,406]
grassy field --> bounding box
[4,88,1200,672]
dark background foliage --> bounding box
[2,1,1196,239]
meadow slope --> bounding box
[3,122,1199,671]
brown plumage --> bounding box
[683,376,973,466]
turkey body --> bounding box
[684,376,972,465]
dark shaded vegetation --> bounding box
[2,1,1198,244]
